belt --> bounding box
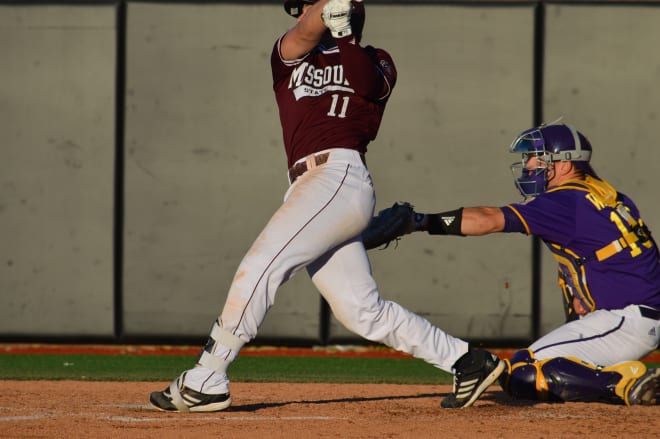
[288,152,330,184]
[639,306,660,320]
[288,151,366,184]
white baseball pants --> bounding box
[209,148,467,374]
[530,304,660,366]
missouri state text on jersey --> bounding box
[272,36,397,167]
[288,62,353,100]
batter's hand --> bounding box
[322,0,353,38]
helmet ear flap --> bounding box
[283,0,316,18]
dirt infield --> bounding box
[2,345,659,437]
[1,380,659,438]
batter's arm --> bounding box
[336,39,392,99]
[280,0,329,61]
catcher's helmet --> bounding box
[509,123,596,198]
[283,0,365,42]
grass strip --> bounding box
[2,354,655,385]
[0,354,452,384]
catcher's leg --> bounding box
[499,349,656,405]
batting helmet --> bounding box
[509,123,597,198]
[283,0,316,18]
[283,0,366,42]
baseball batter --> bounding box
[149,0,504,412]
[368,123,660,405]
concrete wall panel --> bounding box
[0,5,116,335]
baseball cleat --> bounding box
[150,374,231,412]
[441,349,505,409]
[627,367,660,406]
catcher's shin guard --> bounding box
[498,349,550,401]
[499,349,648,404]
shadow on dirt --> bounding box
[483,390,550,407]
[228,392,446,412]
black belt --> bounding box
[639,306,660,320]
[288,151,366,184]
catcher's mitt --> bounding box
[361,202,416,250]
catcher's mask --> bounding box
[283,0,365,43]
[509,123,596,199]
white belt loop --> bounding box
[288,149,335,184]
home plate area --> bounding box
[1,381,658,438]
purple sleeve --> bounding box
[505,192,579,246]
[501,206,528,234]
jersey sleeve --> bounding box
[504,192,579,246]
[335,37,397,101]
[501,205,528,234]
[271,34,309,87]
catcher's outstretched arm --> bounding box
[361,204,506,250]
[410,206,504,236]
[451,207,504,236]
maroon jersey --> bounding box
[271,35,397,168]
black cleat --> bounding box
[627,367,660,406]
[441,349,505,409]
[150,374,231,412]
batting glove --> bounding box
[322,0,353,38]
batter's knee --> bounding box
[328,297,389,340]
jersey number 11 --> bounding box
[327,94,349,118]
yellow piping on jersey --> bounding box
[504,205,531,235]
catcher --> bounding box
[362,122,660,405]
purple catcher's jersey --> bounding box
[271,36,396,168]
[503,176,660,311]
